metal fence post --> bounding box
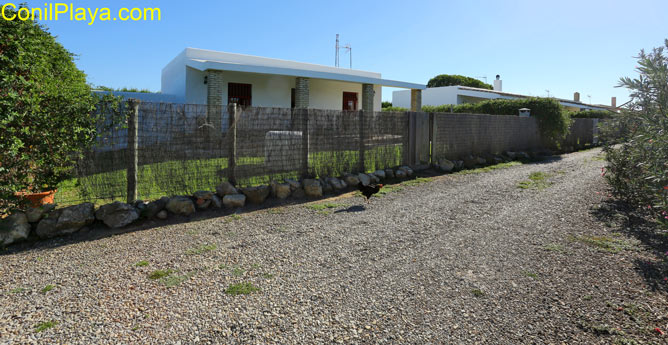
[301,108,309,178]
[126,98,140,204]
[227,103,238,185]
[359,110,365,173]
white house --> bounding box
[392,76,616,112]
[160,48,425,112]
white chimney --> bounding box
[493,75,502,91]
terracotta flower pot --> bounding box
[15,190,57,208]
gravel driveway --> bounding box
[2,148,667,344]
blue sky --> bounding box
[16,0,668,106]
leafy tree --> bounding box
[427,74,493,90]
[381,101,393,108]
[603,39,668,219]
[0,5,100,210]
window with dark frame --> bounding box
[291,88,296,109]
[228,83,252,108]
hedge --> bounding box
[568,109,615,119]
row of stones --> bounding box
[0,166,415,247]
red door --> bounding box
[342,92,358,111]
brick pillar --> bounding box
[295,77,309,108]
[206,70,225,133]
[362,83,375,112]
[410,89,422,112]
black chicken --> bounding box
[358,182,384,203]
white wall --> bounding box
[161,50,187,102]
[185,67,207,105]
[185,69,382,110]
[392,89,411,108]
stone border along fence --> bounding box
[0,101,603,246]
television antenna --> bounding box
[545,89,551,98]
[587,94,592,104]
[476,76,487,83]
[335,34,352,69]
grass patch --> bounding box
[229,214,242,221]
[517,171,554,190]
[40,284,54,294]
[55,145,403,206]
[262,273,274,279]
[570,235,636,253]
[583,295,593,301]
[471,288,485,297]
[544,243,567,253]
[401,177,433,186]
[9,287,25,294]
[306,203,342,211]
[373,184,404,197]
[266,207,286,214]
[35,321,57,332]
[185,243,217,255]
[148,269,174,280]
[135,260,149,267]
[232,267,245,277]
[160,273,192,288]
[456,161,522,175]
[524,272,539,279]
[225,282,260,295]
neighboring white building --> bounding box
[392,77,616,112]
[158,48,425,112]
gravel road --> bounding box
[2,148,667,344]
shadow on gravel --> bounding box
[591,199,668,292]
[334,205,366,213]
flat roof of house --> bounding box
[176,48,426,89]
[456,86,615,111]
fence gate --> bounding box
[407,112,430,166]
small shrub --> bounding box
[471,289,485,297]
[40,285,54,294]
[225,282,260,295]
[602,40,668,219]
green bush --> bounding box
[427,74,493,89]
[0,5,104,211]
[424,98,571,148]
[381,101,393,108]
[568,109,615,119]
[381,106,408,112]
[603,39,668,218]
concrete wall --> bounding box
[160,50,187,103]
[432,113,541,161]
